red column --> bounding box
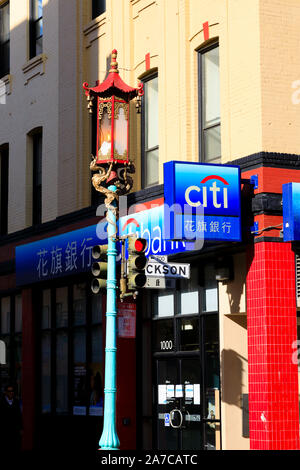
[247,242,300,450]
[116,302,137,450]
[117,337,136,450]
[21,289,35,451]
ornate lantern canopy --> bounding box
[83,50,143,166]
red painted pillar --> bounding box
[116,302,137,450]
[247,242,300,450]
[21,289,35,451]
[102,298,137,450]
[117,337,136,450]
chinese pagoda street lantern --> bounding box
[83,50,143,452]
[83,49,143,171]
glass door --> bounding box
[156,358,203,450]
[151,262,221,450]
[156,356,205,450]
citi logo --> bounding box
[185,175,229,209]
[122,218,140,231]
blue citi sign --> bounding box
[282,182,300,241]
[163,161,241,242]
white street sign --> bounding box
[145,277,176,289]
[146,262,190,279]
[149,255,168,263]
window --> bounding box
[0,145,8,235]
[92,0,106,19]
[142,74,159,188]
[32,131,42,225]
[0,1,9,78]
[199,44,221,163]
[40,284,104,417]
[30,0,43,58]
[0,294,22,397]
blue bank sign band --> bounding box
[15,224,105,287]
[163,161,242,242]
[16,206,195,287]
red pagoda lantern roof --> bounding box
[83,49,141,101]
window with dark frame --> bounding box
[141,73,159,189]
[0,1,10,78]
[32,131,42,225]
[198,44,221,163]
[92,0,106,19]
[30,0,43,59]
[40,283,104,417]
[0,294,22,398]
[0,145,9,236]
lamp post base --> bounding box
[98,447,120,451]
[99,422,120,450]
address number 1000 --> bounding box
[160,340,173,351]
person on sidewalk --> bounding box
[0,384,23,453]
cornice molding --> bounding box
[232,151,300,171]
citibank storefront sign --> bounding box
[15,224,103,287]
[163,161,241,242]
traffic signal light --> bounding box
[127,237,148,290]
[91,244,108,294]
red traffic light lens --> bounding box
[134,238,147,252]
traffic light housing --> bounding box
[91,244,108,294]
[127,237,148,290]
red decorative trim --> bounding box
[242,166,300,194]
[203,21,209,41]
[145,53,150,71]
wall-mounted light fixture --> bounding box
[215,256,234,282]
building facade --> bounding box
[0,0,300,452]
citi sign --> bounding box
[164,161,241,217]
[185,175,229,210]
